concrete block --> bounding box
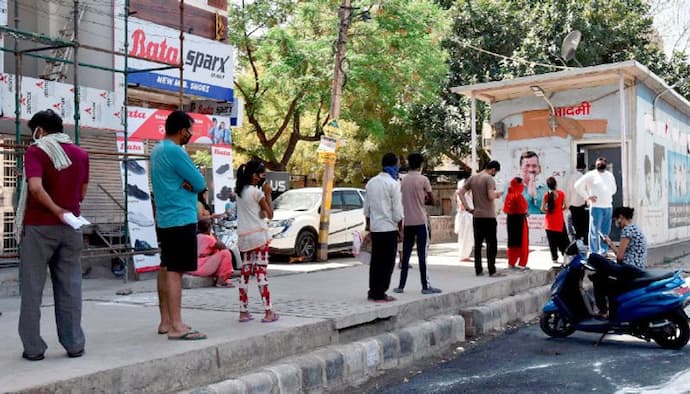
[448,315,466,343]
[200,379,248,394]
[331,343,367,384]
[312,348,344,387]
[359,338,382,373]
[238,371,276,394]
[431,316,453,344]
[373,333,399,369]
[295,355,324,393]
[182,275,215,289]
[264,364,301,394]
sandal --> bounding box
[215,279,236,288]
[167,330,207,340]
[261,313,280,323]
[239,314,254,323]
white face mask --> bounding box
[32,127,43,142]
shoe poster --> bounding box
[211,145,235,215]
[116,137,161,273]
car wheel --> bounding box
[295,230,317,262]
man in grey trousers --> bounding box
[17,109,90,361]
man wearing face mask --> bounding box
[16,109,89,361]
[574,157,617,255]
[151,111,207,340]
[363,153,404,302]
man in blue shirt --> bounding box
[151,111,207,340]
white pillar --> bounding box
[619,73,628,206]
[471,94,477,174]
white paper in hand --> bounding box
[62,212,91,230]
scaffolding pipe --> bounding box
[0,25,74,46]
[73,0,80,145]
[123,0,131,283]
[0,46,177,74]
[179,0,184,109]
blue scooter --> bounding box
[540,240,690,349]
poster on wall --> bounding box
[491,137,572,246]
[190,97,244,127]
[117,137,160,273]
[113,16,235,101]
[211,145,234,216]
[125,106,231,144]
[0,72,122,130]
[667,150,690,228]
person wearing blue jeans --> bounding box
[397,224,433,292]
[589,207,612,255]
[574,157,617,255]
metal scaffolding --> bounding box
[0,0,187,279]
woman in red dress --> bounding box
[503,177,529,270]
[541,176,570,264]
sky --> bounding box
[652,0,690,57]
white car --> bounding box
[268,187,367,261]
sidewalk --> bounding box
[0,243,667,393]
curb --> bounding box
[184,286,551,393]
[184,315,466,394]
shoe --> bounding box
[216,185,233,201]
[22,352,45,361]
[128,211,154,227]
[421,287,442,294]
[125,183,149,200]
[489,272,507,277]
[393,288,404,293]
[134,239,157,256]
[508,265,519,270]
[518,266,531,271]
[215,163,230,175]
[67,349,84,358]
[122,159,145,175]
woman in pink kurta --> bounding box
[188,219,234,287]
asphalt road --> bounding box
[372,322,690,394]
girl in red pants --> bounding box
[503,177,529,270]
[235,159,279,323]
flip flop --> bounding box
[261,313,280,323]
[168,330,207,340]
[238,315,254,323]
[158,324,192,335]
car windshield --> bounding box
[273,191,321,211]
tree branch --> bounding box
[266,93,303,146]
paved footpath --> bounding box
[0,243,683,393]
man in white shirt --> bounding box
[566,164,588,244]
[574,157,617,254]
[363,153,404,302]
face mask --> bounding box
[32,128,42,142]
[257,177,266,187]
[596,163,606,171]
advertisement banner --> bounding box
[211,145,234,216]
[0,72,123,130]
[125,107,231,144]
[190,97,243,127]
[114,16,235,101]
[117,138,160,273]
[667,150,690,228]
[491,137,572,246]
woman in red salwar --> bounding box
[503,177,529,270]
[187,219,234,287]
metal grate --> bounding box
[3,210,17,254]
[2,147,18,188]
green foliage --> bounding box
[228,0,450,181]
[191,150,212,168]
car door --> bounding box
[328,190,348,245]
[342,190,366,242]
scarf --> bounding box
[15,133,74,242]
[382,165,399,180]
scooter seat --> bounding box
[627,269,675,289]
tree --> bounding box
[416,0,690,164]
[227,0,449,176]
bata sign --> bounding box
[114,17,235,101]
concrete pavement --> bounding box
[0,242,681,393]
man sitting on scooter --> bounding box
[588,206,647,318]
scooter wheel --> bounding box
[652,313,690,349]
[540,311,575,338]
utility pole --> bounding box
[317,0,352,261]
